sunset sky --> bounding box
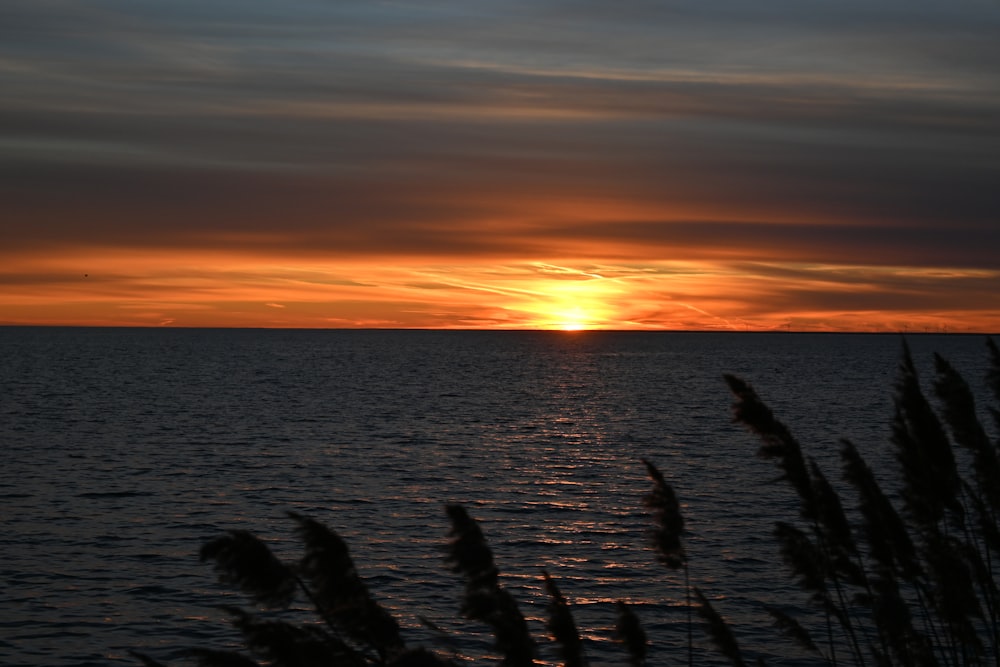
[2,0,999,331]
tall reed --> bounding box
[130,338,998,667]
[725,338,1000,667]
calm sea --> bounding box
[1,328,995,666]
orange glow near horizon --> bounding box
[1,247,998,333]
[4,2,999,333]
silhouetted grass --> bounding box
[132,338,999,666]
[726,338,1000,667]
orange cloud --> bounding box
[2,2,998,332]
[2,247,997,332]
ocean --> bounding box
[1,328,995,666]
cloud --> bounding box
[2,0,998,329]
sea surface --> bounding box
[1,328,996,666]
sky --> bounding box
[2,0,999,331]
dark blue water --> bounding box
[1,329,994,666]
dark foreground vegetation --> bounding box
[132,338,1000,667]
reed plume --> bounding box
[892,342,961,528]
[840,439,921,580]
[614,600,648,667]
[867,571,938,667]
[931,351,1000,660]
[199,530,296,608]
[289,511,405,660]
[693,587,746,667]
[542,570,584,667]
[642,457,695,665]
[723,374,816,522]
[772,522,828,606]
[765,605,819,656]
[840,440,934,666]
[221,604,365,666]
[642,457,686,569]
[933,353,997,497]
[444,504,535,667]
[193,515,455,667]
[808,458,865,587]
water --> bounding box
[1,328,995,666]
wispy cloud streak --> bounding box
[1,0,998,329]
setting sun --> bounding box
[511,269,624,330]
[556,308,590,331]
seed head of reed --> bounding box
[724,374,816,522]
[933,353,1000,519]
[543,570,584,667]
[922,530,985,655]
[840,439,921,580]
[290,511,404,658]
[614,600,648,667]
[773,522,828,603]
[223,605,360,666]
[199,530,296,609]
[694,587,746,667]
[866,571,937,667]
[892,342,961,527]
[642,458,686,569]
[765,604,820,656]
[445,503,500,591]
[806,458,868,588]
[444,504,534,667]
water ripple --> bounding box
[1,329,992,666]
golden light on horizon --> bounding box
[515,268,622,330]
[0,247,997,332]
[551,306,592,331]
[3,0,999,336]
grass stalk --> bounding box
[133,337,1000,667]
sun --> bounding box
[553,306,592,331]
[518,270,620,330]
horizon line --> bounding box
[0,324,994,336]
